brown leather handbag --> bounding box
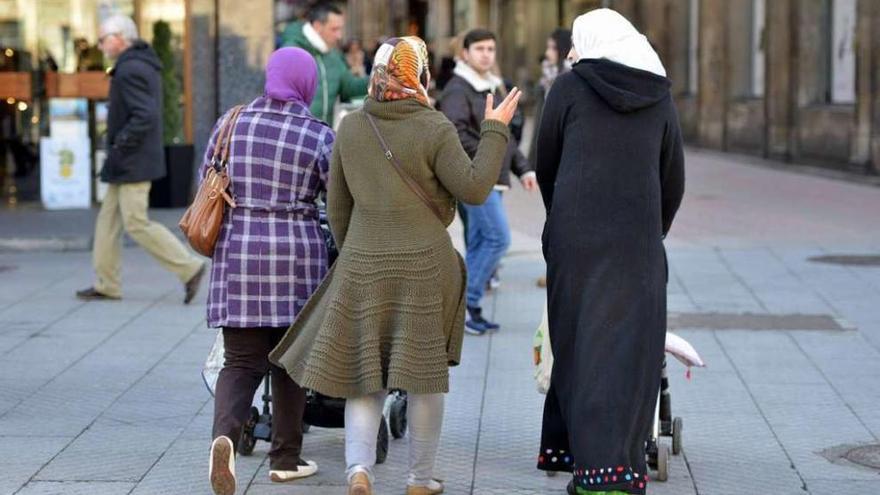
[179,105,243,257]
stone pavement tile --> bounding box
[770,248,871,310]
[714,331,828,385]
[179,411,213,441]
[682,412,807,495]
[667,249,765,313]
[792,332,880,364]
[250,427,347,489]
[132,438,264,495]
[16,481,135,495]
[0,380,120,436]
[0,436,72,494]
[99,364,210,429]
[717,247,835,314]
[663,330,811,493]
[162,328,216,367]
[668,294,699,314]
[804,480,880,495]
[35,425,182,482]
[717,331,880,484]
[645,452,697,495]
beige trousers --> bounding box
[93,181,202,298]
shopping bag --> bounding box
[533,303,554,394]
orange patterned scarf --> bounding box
[368,36,431,106]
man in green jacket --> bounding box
[280,3,368,126]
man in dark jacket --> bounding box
[439,28,537,335]
[76,15,205,303]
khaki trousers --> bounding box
[93,181,202,298]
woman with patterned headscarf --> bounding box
[270,36,522,495]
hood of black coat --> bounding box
[112,40,162,73]
[573,59,671,113]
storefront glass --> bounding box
[0,0,187,206]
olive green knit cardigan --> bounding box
[270,97,510,397]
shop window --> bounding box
[728,0,764,99]
[687,0,698,94]
[829,0,856,104]
[750,0,765,97]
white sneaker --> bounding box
[209,436,236,495]
[269,460,318,482]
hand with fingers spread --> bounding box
[484,87,522,126]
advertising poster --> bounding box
[49,98,90,139]
[40,137,92,209]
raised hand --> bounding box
[484,88,522,126]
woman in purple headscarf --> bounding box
[205,47,335,495]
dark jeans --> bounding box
[212,327,306,470]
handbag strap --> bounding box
[364,112,446,223]
[211,105,244,170]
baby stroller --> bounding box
[202,361,410,463]
[646,333,705,481]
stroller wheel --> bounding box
[672,417,683,455]
[375,415,389,464]
[645,438,658,469]
[545,471,558,477]
[389,393,408,439]
[238,406,259,456]
[302,421,311,433]
[655,444,670,482]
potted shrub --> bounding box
[150,20,194,208]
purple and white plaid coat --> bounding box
[201,97,335,328]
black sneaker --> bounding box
[465,306,489,335]
[465,318,488,335]
[468,306,500,331]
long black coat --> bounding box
[535,59,684,495]
[101,41,166,184]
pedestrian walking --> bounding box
[76,15,205,304]
[280,2,369,126]
[205,47,335,495]
[534,9,685,495]
[438,28,537,335]
[528,27,572,172]
[532,27,572,289]
[269,36,521,495]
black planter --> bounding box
[150,144,195,208]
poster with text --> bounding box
[40,137,92,210]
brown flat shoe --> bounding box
[406,479,444,495]
[75,287,121,301]
[184,262,207,304]
[348,471,371,495]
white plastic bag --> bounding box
[202,330,224,397]
[534,303,554,394]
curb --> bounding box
[0,237,92,253]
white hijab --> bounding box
[572,8,666,77]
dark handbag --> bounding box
[364,112,453,223]
[179,105,243,256]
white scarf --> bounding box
[572,8,666,77]
[303,22,329,54]
[453,60,504,93]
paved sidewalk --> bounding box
[2,148,880,494]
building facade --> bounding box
[2,0,877,207]
[348,0,880,175]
